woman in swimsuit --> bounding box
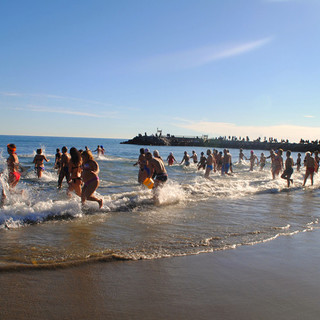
[33,149,49,178]
[1,144,22,206]
[81,150,103,208]
[68,147,82,197]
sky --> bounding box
[1,0,320,142]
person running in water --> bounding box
[33,148,49,178]
[302,151,316,186]
[58,146,70,189]
[281,150,294,187]
[1,144,22,206]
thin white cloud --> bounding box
[17,105,118,118]
[304,115,315,118]
[173,120,320,143]
[139,37,273,71]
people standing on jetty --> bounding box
[248,150,258,171]
[302,151,315,186]
[221,149,232,175]
[191,151,198,164]
[33,149,49,178]
[296,153,302,172]
[58,146,70,189]
[180,151,190,166]
[81,150,103,208]
[260,153,266,171]
[166,152,176,166]
[281,151,294,187]
[134,148,148,184]
[198,152,206,170]
[68,147,82,197]
[54,148,62,172]
[1,144,22,206]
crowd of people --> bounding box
[1,143,319,208]
[0,144,103,208]
[134,147,319,190]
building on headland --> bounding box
[121,131,320,153]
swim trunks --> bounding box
[307,167,315,174]
[207,165,213,171]
[9,171,21,182]
[155,173,168,182]
[222,163,230,174]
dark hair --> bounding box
[62,146,68,153]
[56,148,60,152]
[140,148,145,154]
[70,147,81,166]
[37,149,42,154]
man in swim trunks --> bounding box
[198,152,206,170]
[281,150,294,187]
[58,146,70,189]
[191,151,198,164]
[1,144,22,206]
[303,151,316,186]
[204,149,214,179]
[180,151,190,166]
[221,149,232,175]
[145,152,168,189]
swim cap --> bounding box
[7,144,16,152]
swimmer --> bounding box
[248,150,258,171]
[68,147,82,197]
[153,150,163,161]
[239,148,245,163]
[145,152,168,204]
[198,152,206,170]
[296,153,302,172]
[180,151,190,166]
[221,149,232,175]
[134,148,148,184]
[281,150,294,187]
[54,148,62,172]
[94,145,102,157]
[33,149,49,178]
[303,151,315,186]
[166,152,176,166]
[81,150,103,208]
[204,149,214,179]
[260,153,266,171]
[191,151,198,164]
[58,146,70,189]
[1,144,22,206]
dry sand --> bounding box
[1,230,320,320]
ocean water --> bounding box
[0,135,319,270]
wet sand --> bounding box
[1,230,320,320]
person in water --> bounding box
[166,152,176,166]
[248,150,258,171]
[191,151,198,164]
[239,148,245,163]
[296,153,302,172]
[281,150,294,187]
[1,144,22,206]
[302,151,316,186]
[134,148,149,184]
[58,146,70,189]
[81,150,103,208]
[145,152,168,189]
[33,149,49,178]
[180,151,190,166]
[221,149,232,175]
[198,152,206,170]
[54,148,62,172]
[94,145,102,157]
[204,149,214,179]
[68,147,82,197]
[260,153,266,171]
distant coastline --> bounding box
[121,132,320,152]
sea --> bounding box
[0,135,319,270]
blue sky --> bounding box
[1,0,320,142]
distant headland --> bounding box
[121,130,320,153]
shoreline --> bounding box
[1,230,320,319]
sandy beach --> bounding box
[1,230,320,320]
